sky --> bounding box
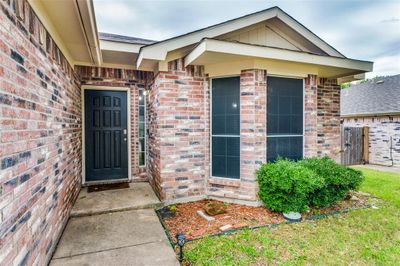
[94,0,400,78]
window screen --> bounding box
[212,77,240,179]
[267,77,303,161]
[138,89,146,165]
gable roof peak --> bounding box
[137,6,346,68]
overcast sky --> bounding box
[94,0,400,78]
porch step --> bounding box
[70,182,163,217]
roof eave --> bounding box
[184,38,373,76]
[28,0,102,66]
[75,0,102,65]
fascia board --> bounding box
[276,9,344,57]
[185,39,373,72]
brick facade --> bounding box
[343,116,400,166]
[0,1,81,265]
[317,78,341,161]
[304,75,318,157]
[304,76,341,162]
[150,64,342,203]
[148,59,208,201]
[75,66,153,180]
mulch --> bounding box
[162,199,283,240]
[160,191,377,241]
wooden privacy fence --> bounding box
[341,126,369,165]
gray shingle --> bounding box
[341,75,400,116]
[99,32,157,45]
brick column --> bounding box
[317,78,341,162]
[148,59,209,201]
[304,74,318,157]
[239,69,267,201]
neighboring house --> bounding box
[0,1,373,265]
[341,75,400,166]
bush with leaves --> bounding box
[299,157,364,207]
[256,158,324,213]
[257,157,365,212]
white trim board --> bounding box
[81,85,132,185]
[184,39,373,73]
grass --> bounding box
[183,168,400,265]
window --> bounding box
[212,77,240,179]
[267,77,303,161]
[138,89,146,166]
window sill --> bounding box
[209,177,241,187]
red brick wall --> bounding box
[75,66,153,180]
[147,78,162,197]
[304,74,318,157]
[150,65,341,204]
[317,78,341,161]
[304,76,341,161]
[148,59,208,200]
[0,1,81,265]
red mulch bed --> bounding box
[162,200,282,240]
[160,192,376,241]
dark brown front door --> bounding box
[84,90,128,182]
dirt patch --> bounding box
[159,191,378,241]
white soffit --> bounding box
[28,0,101,65]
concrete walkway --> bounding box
[50,183,178,266]
[70,182,162,217]
[353,164,400,175]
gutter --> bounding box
[74,0,102,65]
[341,113,400,118]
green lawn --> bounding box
[184,168,400,265]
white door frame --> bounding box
[81,85,132,185]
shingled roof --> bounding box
[99,32,156,45]
[341,74,400,117]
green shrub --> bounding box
[256,158,324,213]
[299,157,364,207]
[257,157,365,212]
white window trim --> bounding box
[81,85,132,185]
[138,88,146,167]
[210,76,241,180]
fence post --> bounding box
[362,127,369,164]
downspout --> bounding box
[389,136,394,167]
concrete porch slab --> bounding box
[70,182,162,217]
[51,209,178,265]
